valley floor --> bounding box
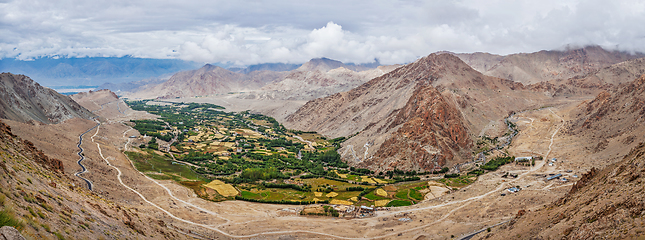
[7,96,633,239]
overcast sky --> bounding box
[2,0,645,65]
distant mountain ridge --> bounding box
[0,56,201,86]
[0,72,95,124]
[228,63,302,74]
[126,57,386,100]
[455,45,645,85]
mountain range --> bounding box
[3,45,645,239]
[0,57,201,87]
[455,45,645,84]
[286,53,548,172]
[124,57,391,101]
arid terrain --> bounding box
[2,46,645,240]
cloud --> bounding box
[1,0,645,65]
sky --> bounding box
[1,0,645,66]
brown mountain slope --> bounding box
[564,74,645,155]
[0,120,179,239]
[477,75,645,240]
[126,58,383,100]
[0,73,95,124]
[456,46,644,85]
[528,57,645,97]
[479,141,645,240]
[252,65,398,101]
[285,53,547,171]
[369,84,471,170]
[127,64,286,99]
[70,89,136,121]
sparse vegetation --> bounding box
[0,207,24,231]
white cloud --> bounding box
[1,0,645,65]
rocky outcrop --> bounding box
[0,120,63,172]
[0,226,26,240]
[0,73,95,124]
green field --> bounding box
[438,175,477,188]
[386,200,413,207]
[126,150,206,181]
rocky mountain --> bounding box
[248,65,399,101]
[285,53,547,172]
[126,64,287,99]
[126,58,388,101]
[565,74,645,154]
[528,56,645,97]
[456,46,645,85]
[0,73,95,124]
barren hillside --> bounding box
[528,57,645,98]
[456,46,644,85]
[125,58,386,101]
[0,120,182,239]
[479,141,645,240]
[475,74,645,240]
[565,74,645,157]
[286,53,548,171]
[0,73,95,124]
[126,64,286,99]
[249,64,398,101]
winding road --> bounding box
[74,121,100,190]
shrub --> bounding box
[0,208,24,231]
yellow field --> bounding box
[329,199,353,205]
[376,188,388,197]
[314,192,323,197]
[375,200,391,207]
[333,170,348,179]
[362,176,376,184]
[326,192,339,198]
[204,180,238,197]
[373,178,388,184]
[350,197,358,202]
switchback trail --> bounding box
[74,121,100,190]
